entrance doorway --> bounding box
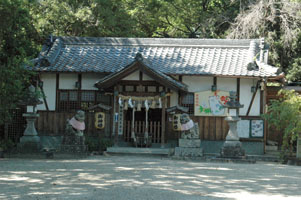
[123,108,162,144]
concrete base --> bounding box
[174,147,203,157]
[220,141,245,158]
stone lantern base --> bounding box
[18,113,41,153]
[220,116,245,159]
[220,141,245,158]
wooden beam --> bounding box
[246,81,259,116]
[237,78,240,102]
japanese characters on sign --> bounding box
[194,90,230,116]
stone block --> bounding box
[179,139,201,148]
[174,147,203,157]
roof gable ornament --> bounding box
[135,53,143,61]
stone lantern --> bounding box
[220,91,245,158]
[18,85,43,152]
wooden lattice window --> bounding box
[58,90,111,112]
[181,93,194,115]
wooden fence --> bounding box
[123,120,161,143]
[36,111,111,137]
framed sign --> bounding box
[194,90,230,116]
[250,120,264,138]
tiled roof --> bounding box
[96,53,188,92]
[32,36,282,78]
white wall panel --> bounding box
[82,73,105,90]
[217,77,236,92]
[122,71,139,80]
[59,73,78,89]
[240,78,260,116]
[37,73,56,111]
[170,91,178,107]
[182,76,213,92]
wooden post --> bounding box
[144,108,149,139]
[131,107,136,144]
[113,86,118,146]
[246,81,259,116]
[161,97,166,148]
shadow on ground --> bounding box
[0,156,300,200]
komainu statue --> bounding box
[63,110,86,146]
[180,113,199,139]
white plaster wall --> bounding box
[182,76,213,92]
[240,78,260,116]
[82,73,105,90]
[143,73,154,81]
[170,91,178,107]
[122,71,139,80]
[217,77,236,92]
[59,73,78,89]
[37,73,56,111]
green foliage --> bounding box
[263,90,301,155]
[0,0,39,125]
[0,139,15,151]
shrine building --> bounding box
[29,36,284,154]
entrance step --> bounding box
[106,147,171,156]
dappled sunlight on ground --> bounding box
[0,156,301,199]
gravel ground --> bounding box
[0,155,301,200]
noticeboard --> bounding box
[194,90,230,116]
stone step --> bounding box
[265,145,279,151]
[106,147,171,156]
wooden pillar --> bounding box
[113,86,118,146]
[145,108,149,137]
[161,97,166,148]
[131,107,136,143]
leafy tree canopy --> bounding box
[0,0,39,124]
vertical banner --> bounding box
[117,103,124,136]
[194,90,230,116]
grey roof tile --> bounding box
[32,36,281,78]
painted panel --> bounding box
[82,73,105,90]
[59,73,78,89]
[170,91,178,107]
[217,77,236,92]
[194,90,229,116]
[37,73,56,111]
[122,70,139,80]
[182,76,213,92]
[239,78,260,116]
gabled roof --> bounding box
[31,36,282,78]
[95,53,188,92]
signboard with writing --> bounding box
[194,90,230,116]
[250,120,264,137]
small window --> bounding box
[181,93,194,115]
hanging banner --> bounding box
[194,90,230,116]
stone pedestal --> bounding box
[220,116,245,158]
[18,113,41,152]
[60,135,87,154]
[175,139,203,157]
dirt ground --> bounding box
[0,155,301,200]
